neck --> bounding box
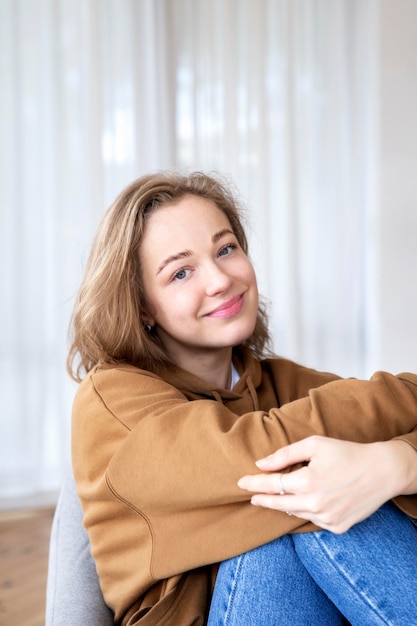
[175,348,233,388]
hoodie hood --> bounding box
[156,347,262,410]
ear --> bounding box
[141,312,155,328]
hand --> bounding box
[237,435,417,533]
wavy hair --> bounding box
[67,171,271,381]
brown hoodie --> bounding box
[72,348,417,625]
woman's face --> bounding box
[140,194,259,370]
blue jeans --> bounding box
[207,502,417,625]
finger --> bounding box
[250,493,294,510]
[255,436,320,470]
[248,492,347,531]
[249,493,369,534]
[249,494,325,528]
[249,494,312,523]
[238,473,293,495]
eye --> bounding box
[218,243,237,257]
[172,267,191,281]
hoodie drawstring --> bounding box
[246,376,259,411]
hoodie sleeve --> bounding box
[72,365,417,580]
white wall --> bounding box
[372,0,417,374]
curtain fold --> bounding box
[0,0,377,500]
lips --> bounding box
[206,294,244,318]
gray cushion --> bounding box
[45,473,114,625]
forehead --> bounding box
[143,195,232,243]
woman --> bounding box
[69,171,417,625]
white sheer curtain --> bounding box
[0,0,377,500]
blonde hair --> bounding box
[67,171,271,381]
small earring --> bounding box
[144,323,153,333]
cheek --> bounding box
[141,287,157,319]
[244,262,258,288]
[141,284,172,326]
[151,289,197,325]
[167,290,198,315]
[246,266,259,308]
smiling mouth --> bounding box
[206,294,244,318]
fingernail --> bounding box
[255,457,271,468]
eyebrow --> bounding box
[156,228,235,275]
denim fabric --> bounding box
[208,503,417,625]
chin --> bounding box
[226,323,256,348]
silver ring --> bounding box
[286,511,293,516]
[279,474,286,495]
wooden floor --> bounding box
[0,506,54,626]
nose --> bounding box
[204,261,232,296]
